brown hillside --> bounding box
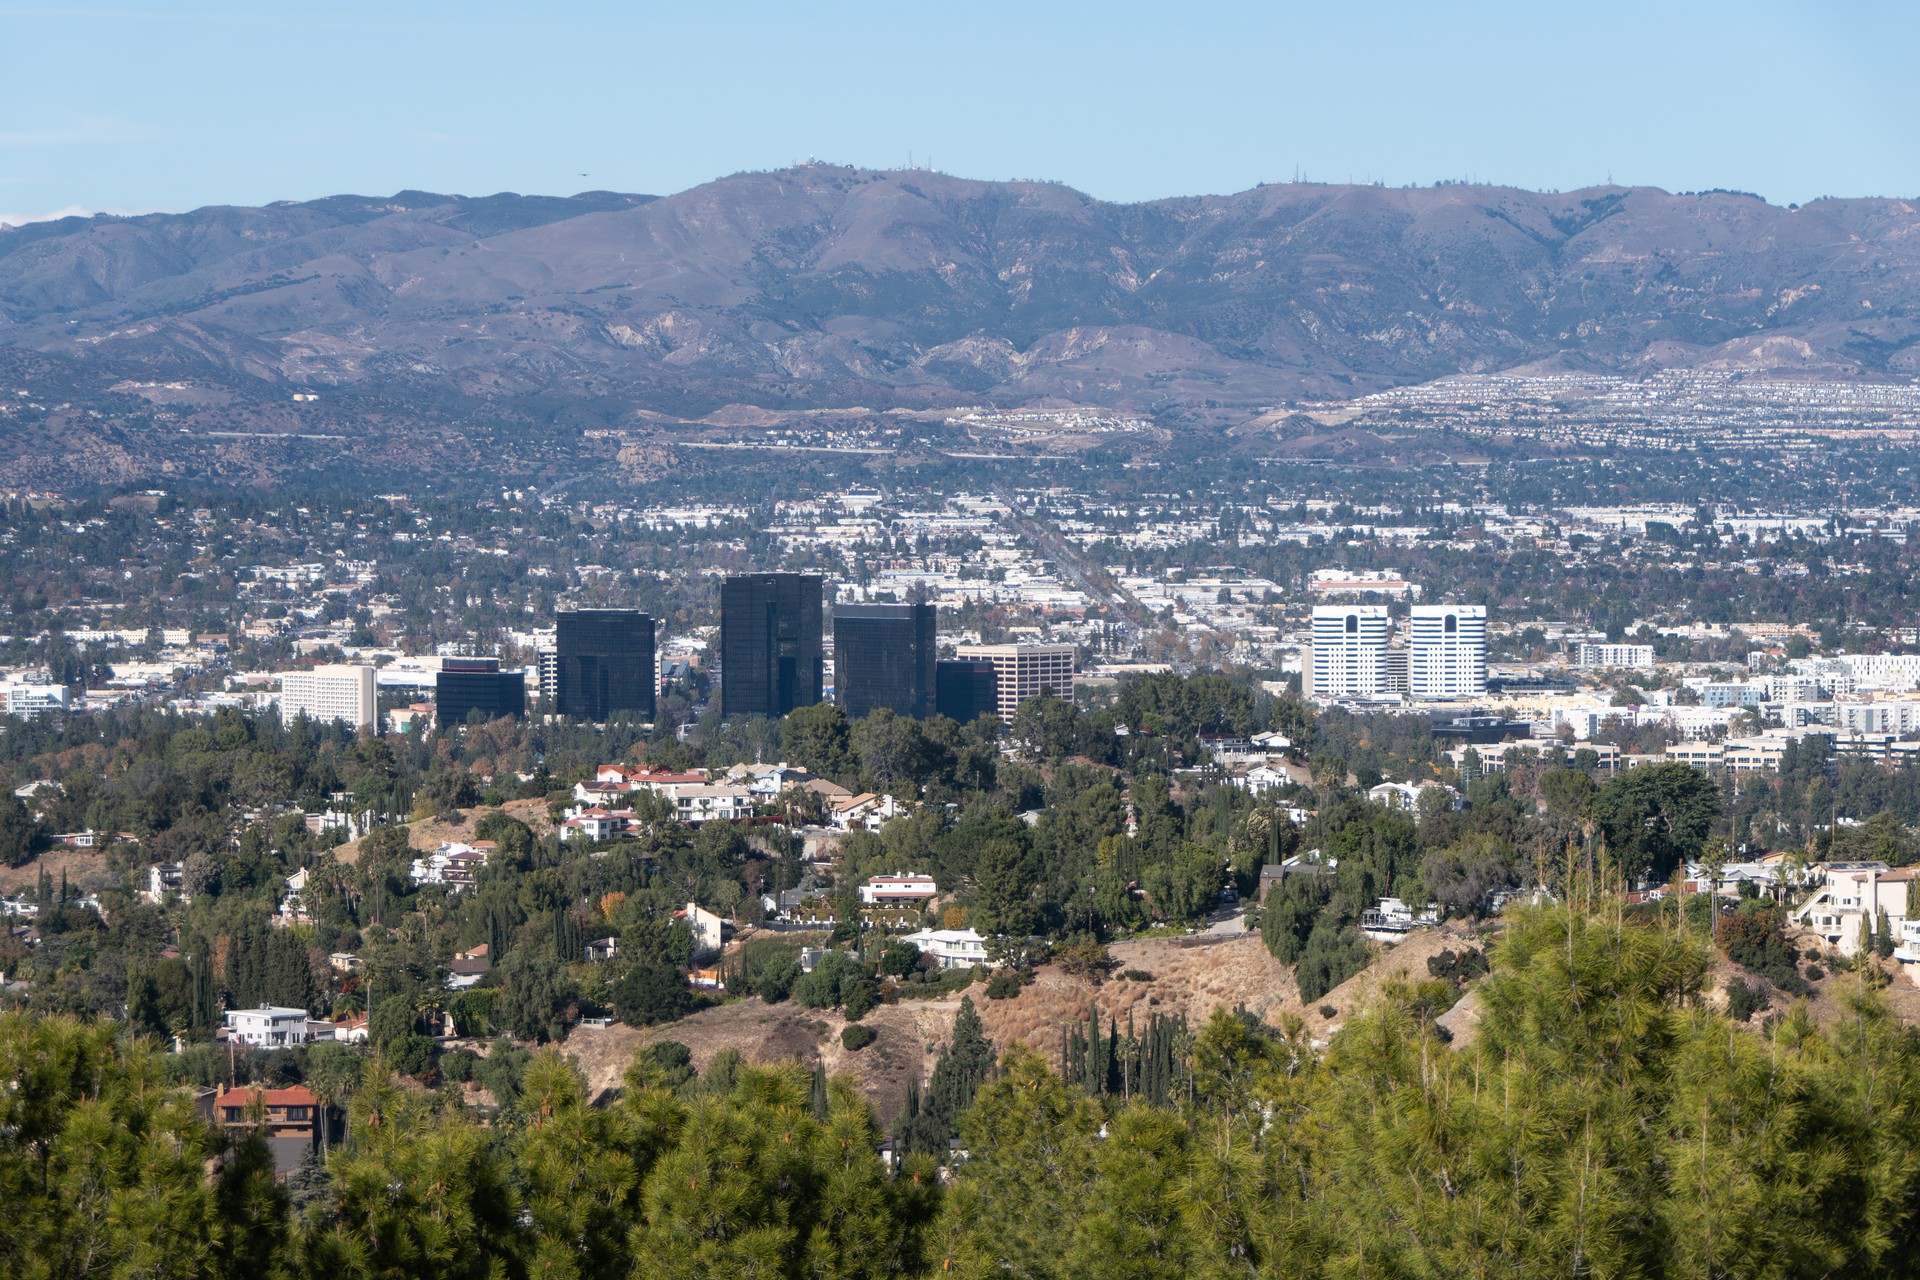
[971,925,1488,1062]
[331,798,551,866]
[563,995,958,1121]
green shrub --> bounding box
[1426,947,1489,988]
[841,1024,876,1051]
[1715,904,1809,995]
[612,961,694,1027]
[439,1048,479,1082]
[1725,978,1766,1023]
[879,941,923,978]
[985,969,1024,1000]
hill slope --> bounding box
[5,170,1920,483]
[8,172,1920,402]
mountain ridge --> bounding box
[3,166,1919,428]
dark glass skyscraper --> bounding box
[554,609,656,721]
[436,658,526,726]
[833,602,935,719]
[720,573,823,718]
[935,658,999,725]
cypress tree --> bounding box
[809,1058,829,1120]
[930,995,996,1128]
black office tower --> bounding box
[834,602,936,719]
[935,659,998,725]
[720,573,823,718]
[436,658,526,726]
[555,609,656,721]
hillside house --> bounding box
[223,1005,317,1048]
[560,807,636,843]
[1792,862,1916,957]
[213,1085,319,1177]
[900,927,989,969]
[410,843,489,889]
[829,792,904,832]
[143,862,187,905]
[860,873,937,906]
[678,901,731,958]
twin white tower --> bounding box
[1305,605,1486,700]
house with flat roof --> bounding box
[223,1005,316,1048]
[1792,862,1916,957]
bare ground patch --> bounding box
[563,994,956,1121]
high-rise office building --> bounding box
[1409,605,1487,699]
[553,609,656,721]
[1306,605,1391,699]
[953,643,1076,725]
[1383,648,1411,697]
[279,664,378,732]
[720,573,824,718]
[833,602,936,719]
[436,658,526,726]
[935,659,999,725]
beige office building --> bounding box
[954,643,1076,725]
[280,664,378,733]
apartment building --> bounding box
[278,664,377,732]
[1575,643,1656,671]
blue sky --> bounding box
[3,0,1915,224]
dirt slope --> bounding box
[563,995,958,1121]
[970,925,1491,1062]
[331,798,551,865]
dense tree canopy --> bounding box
[10,895,1920,1279]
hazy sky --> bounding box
[4,0,1916,224]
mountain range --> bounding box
[3,166,1920,485]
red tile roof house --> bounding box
[215,1084,319,1133]
[213,1084,321,1178]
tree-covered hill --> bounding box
[6,897,1919,1280]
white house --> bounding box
[1359,897,1439,943]
[410,843,489,890]
[224,1005,316,1048]
[274,868,312,927]
[672,784,756,825]
[1237,764,1289,796]
[860,873,937,907]
[900,927,989,969]
[1367,781,1459,815]
[1367,782,1423,811]
[1791,862,1916,957]
[680,901,731,958]
[559,807,636,843]
[143,862,187,905]
[829,792,905,832]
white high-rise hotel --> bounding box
[1409,605,1487,699]
[1307,606,1392,698]
[279,664,378,733]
